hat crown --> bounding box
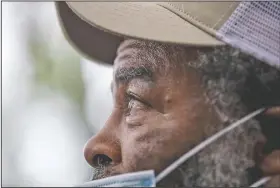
[162,2,239,31]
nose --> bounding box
[84,128,121,168]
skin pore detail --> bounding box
[83,39,280,186]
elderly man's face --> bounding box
[84,41,222,179]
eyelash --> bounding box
[125,92,150,116]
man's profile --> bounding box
[56,2,280,187]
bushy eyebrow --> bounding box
[114,66,153,85]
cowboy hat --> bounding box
[56,1,280,68]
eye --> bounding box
[125,92,149,116]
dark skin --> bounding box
[84,48,222,179]
[83,45,280,186]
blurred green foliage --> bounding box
[28,25,85,110]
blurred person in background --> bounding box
[56,2,280,187]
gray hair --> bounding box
[118,39,280,186]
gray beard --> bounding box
[158,118,262,187]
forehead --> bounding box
[114,41,154,69]
[112,40,202,84]
[113,39,201,72]
[114,52,148,70]
[113,50,155,86]
[113,45,157,85]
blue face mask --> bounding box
[76,108,271,187]
[77,170,155,187]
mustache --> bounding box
[92,165,107,180]
[91,156,108,180]
[91,164,120,180]
[91,154,114,180]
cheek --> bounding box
[121,111,200,173]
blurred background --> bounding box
[2,2,113,186]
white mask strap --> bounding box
[156,108,266,183]
[250,176,271,187]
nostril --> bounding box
[92,154,113,167]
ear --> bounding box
[264,106,280,118]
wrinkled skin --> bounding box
[84,45,222,179]
[83,40,280,186]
